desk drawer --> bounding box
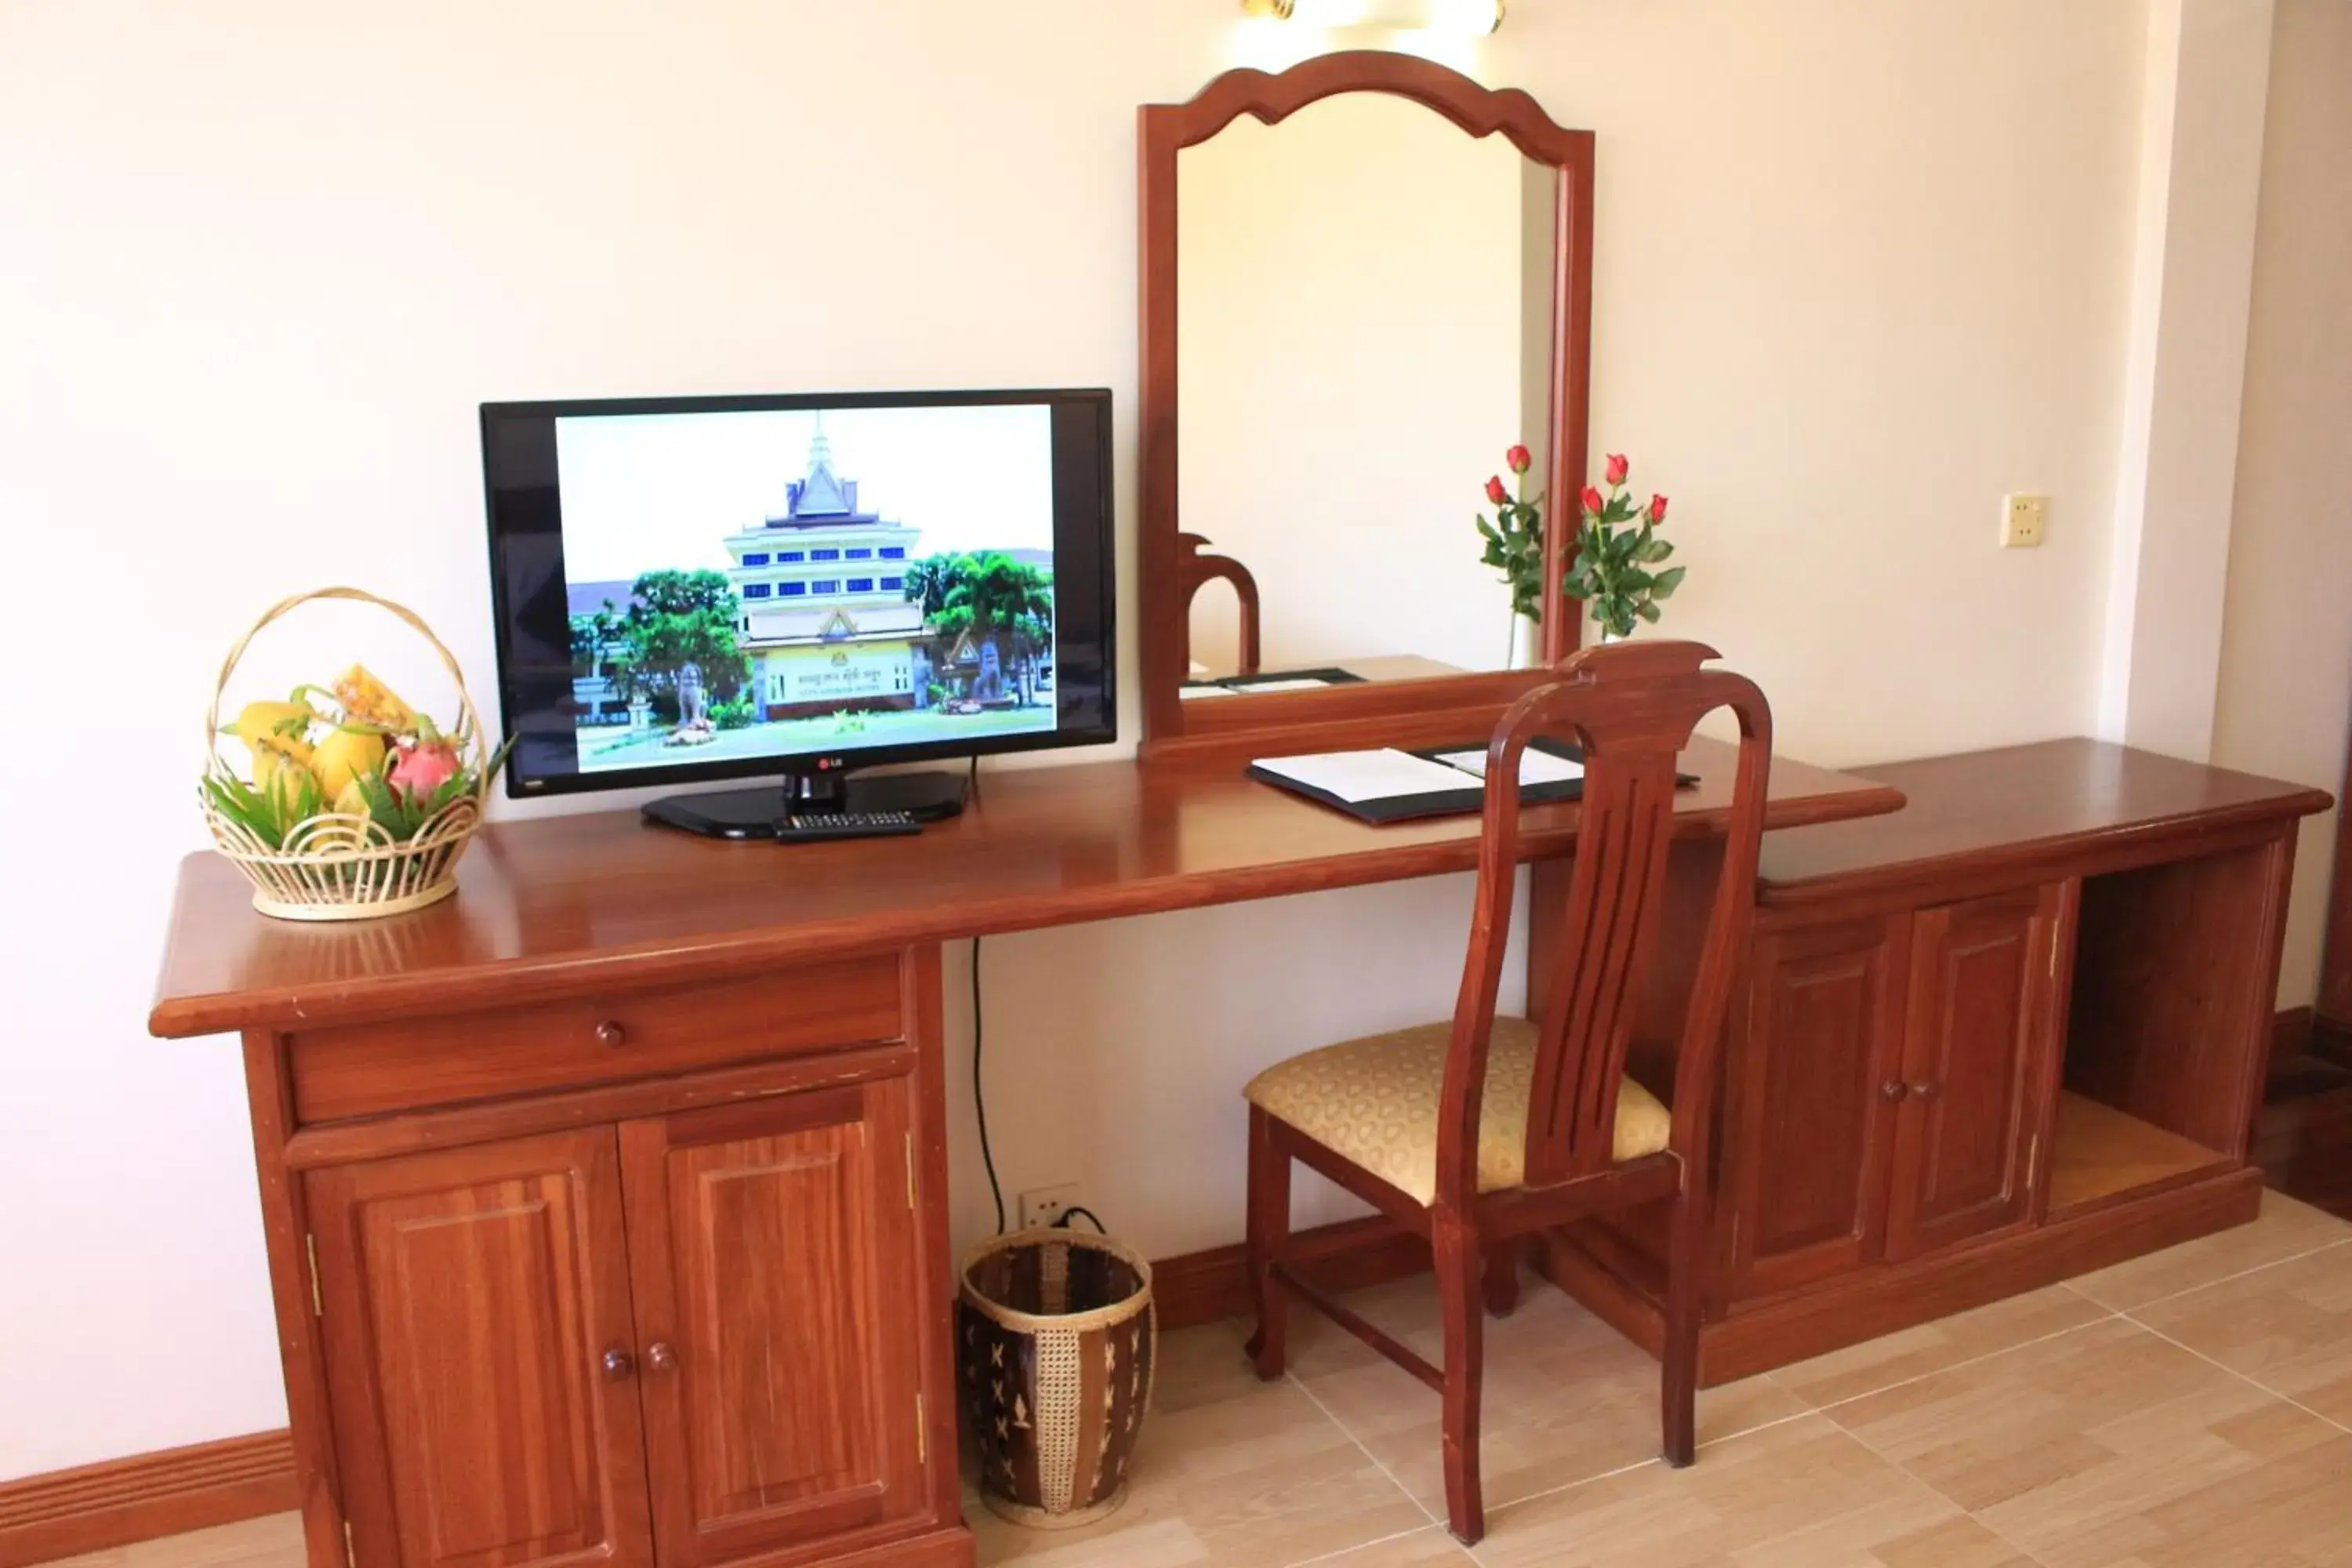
[287,954,906,1124]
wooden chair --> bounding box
[1176,532,1261,677]
[1240,639,1772,1544]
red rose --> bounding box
[1649,494,1669,524]
[1581,485,1605,516]
[1485,475,1508,506]
[1505,444,1532,476]
[1605,452,1630,486]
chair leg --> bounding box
[1483,1237,1521,1319]
[1243,1105,1290,1381]
[1661,1190,1705,1468]
[1433,1214,1488,1544]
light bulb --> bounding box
[1238,0,1504,32]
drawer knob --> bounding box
[647,1341,678,1374]
[595,1020,628,1049]
[601,1348,636,1381]
[1880,1081,1908,1102]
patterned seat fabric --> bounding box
[1243,1017,1672,1206]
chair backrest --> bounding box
[1176,532,1262,677]
[1433,640,1772,1207]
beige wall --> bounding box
[2212,0,2352,1007]
[1178,93,1530,677]
[0,0,2304,1480]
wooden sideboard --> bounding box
[1534,739,2329,1383]
[147,738,2324,1568]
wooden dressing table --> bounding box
[148,737,2324,1568]
[144,742,1879,1568]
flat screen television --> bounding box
[481,388,1116,834]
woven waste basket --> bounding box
[957,1229,1156,1529]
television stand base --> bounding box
[644,768,969,840]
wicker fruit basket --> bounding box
[198,587,499,922]
[958,1229,1156,1530]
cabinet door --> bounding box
[1884,885,2065,1261]
[307,1130,654,1568]
[620,1075,929,1566]
[1722,915,1911,1302]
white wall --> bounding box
[0,0,2245,1480]
[2100,0,2276,760]
[2211,0,2352,1009]
[1178,92,1529,677]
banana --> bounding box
[227,700,314,761]
[251,741,313,794]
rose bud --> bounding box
[1505,444,1532,475]
[1649,494,1670,524]
[1485,475,1509,505]
[1581,485,1606,515]
[1605,452,1630,486]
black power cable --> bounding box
[971,935,1006,1235]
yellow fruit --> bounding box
[309,726,387,797]
[332,664,416,734]
[228,700,314,764]
[332,779,371,818]
[251,740,313,796]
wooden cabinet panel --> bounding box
[1885,886,2064,1261]
[620,1077,928,1566]
[306,1130,654,1568]
[1722,916,1910,1302]
[288,956,905,1125]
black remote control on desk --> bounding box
[773,811,924,844]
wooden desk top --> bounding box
[150,739,1900,1038]
[1758,739,2331,906]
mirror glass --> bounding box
[1176,92,1558,697]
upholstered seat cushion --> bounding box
[1243,1017,1672,1206]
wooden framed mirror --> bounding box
[1138,51,1595,760]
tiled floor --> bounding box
[43,1193,2352,1568]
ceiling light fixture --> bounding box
[1239,0,1506,34]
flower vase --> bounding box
[1507,614,1541,670]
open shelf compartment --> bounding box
[2049,845,2273,1218]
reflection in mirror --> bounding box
[1177,90,1557,696]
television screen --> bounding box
[481,390,1115,799]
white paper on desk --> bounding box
[1254,749,1479,804]
[1178,683,1239,699]
[1430,748,1585,787]
[1228,677,1333,693]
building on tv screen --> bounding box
[559,405,1057,771]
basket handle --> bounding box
[205,587,489,805]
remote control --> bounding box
[773,811,924,843]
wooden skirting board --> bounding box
[0,1430,296,1568]
[1152,1213,1431,1330]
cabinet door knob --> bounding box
[1881,1081,1908,1102]
[647,1341,678,1373]
[601,1348,636,1380]
[1910,1081,1937,1102]
[595,1020,628,1049]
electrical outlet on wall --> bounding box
[1018,1184,1083,1231]
[2002,493,2048,548]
